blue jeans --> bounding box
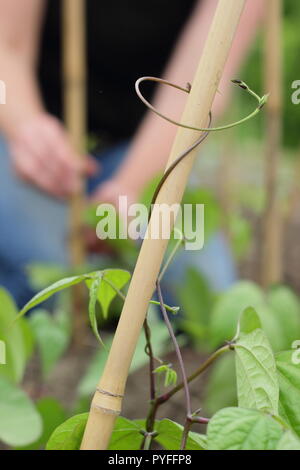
[0,138,236,307]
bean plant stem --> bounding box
[157,344,232,403]
[143,343,231,449]
[143,280,192,449]
[104,276,178,314]
[143,317,156,402]
[156,282,191,416]
[181,419,193,450]
[151,280,232,449]
[101,273,231,447]
[143,434,153,450]
[158,231,185,283]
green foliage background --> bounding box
[236,0,300,149]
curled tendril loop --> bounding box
[136,76,268,133]
[135,76,267,219]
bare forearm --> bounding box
[0,0,45,138]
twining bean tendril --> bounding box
[135,76,268,222]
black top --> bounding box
[38,0,198,144]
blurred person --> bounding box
[0,0,265,307]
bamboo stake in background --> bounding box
[62,0,87,342]
[261,0,283,288]
[81,0,247,450]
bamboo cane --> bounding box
[81,0,246,450]
[261,0,283,288]
[62,0,87,342]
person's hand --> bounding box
[8,112,97,198]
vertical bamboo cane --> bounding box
[62,0,87,342]
[81,0,246,450]
[261,0,283,288]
